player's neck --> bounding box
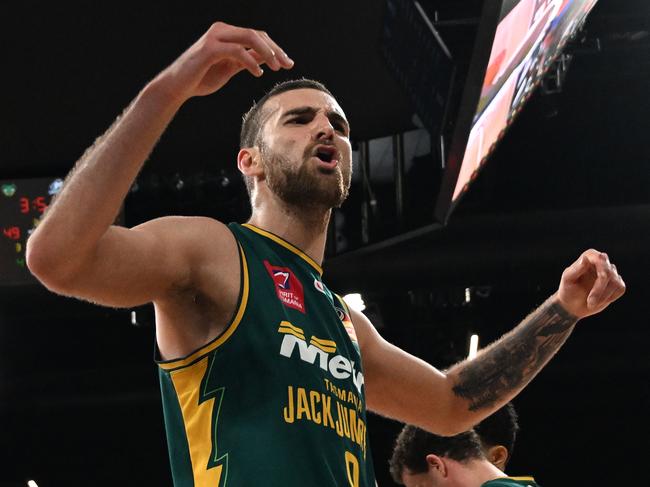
[248,194,330,266]
[469,459,508,486]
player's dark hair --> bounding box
[238,79,333,196]
[474,402,519,462]
[389,426,484,484]
[240,78,332,148]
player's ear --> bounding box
[487,445,510,471]
[425,454,448,478]
[237,147,263,178]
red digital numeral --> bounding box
[20,197,30,214]
[33,196,48,214]
[3,227,21,240]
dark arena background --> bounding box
[1,1,649,486]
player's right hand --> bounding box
[556,248,626,319]
[153,21,294,104]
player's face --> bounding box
[258,88,352,210]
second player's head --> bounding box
[474,403,519,471]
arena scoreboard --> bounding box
[1,178,63,285]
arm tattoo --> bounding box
[451,299,577,412]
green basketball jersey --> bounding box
[157,223,376,487]
[483,477,540,487]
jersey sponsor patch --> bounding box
[278,320,364,394]
[264,260,306,313]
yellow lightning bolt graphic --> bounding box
[171,356,228,486]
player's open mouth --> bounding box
[313,145,339,168]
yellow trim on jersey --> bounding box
[170,356,225,487]
[334,293,350,313]
[310,336,337,348]
[158,243,250,371]
[242,223,323,276]
[334,293,359,343]
[310,336,337,347]
[278,326,306,341]
[309,339,337,354]
[506,477,535,482]
[278,320,305,335]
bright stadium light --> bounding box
[27,481,39,487]
[343,293,366,312]
[468,334,479,360]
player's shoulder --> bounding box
[132,215,237,260]
[135,215,232,238]
[141,214,227,227]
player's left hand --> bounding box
[557,249,626,319]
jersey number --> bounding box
[345,451,360,487]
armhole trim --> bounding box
[334,293,352,316]
[158,242,250,371]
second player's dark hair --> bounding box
[389,426,484,484]
[474,402,519,459]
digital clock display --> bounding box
[1,177,63,285]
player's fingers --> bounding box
[217,25,281,70]
[593,271,625,310]
[247,47,293,73]
[257,30,294,68]
[248,49,265,64]
[585,251,614,309]
[251,30,282,70]
[219,44,264,77]
[561,253,591,282]
[609,264,627,302]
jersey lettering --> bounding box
[279,330,365,394]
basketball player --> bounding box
[389,425,539,487]
[475,403,519,471]
[26,21,625,486]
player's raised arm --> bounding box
[354,249,625,435]
[26,22,293,307]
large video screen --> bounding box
[436,0,598,222]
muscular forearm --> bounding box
[361,249,623,437]
[27,80,183,278]
[447,294,577,418]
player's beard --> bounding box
[260,142,351,210]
